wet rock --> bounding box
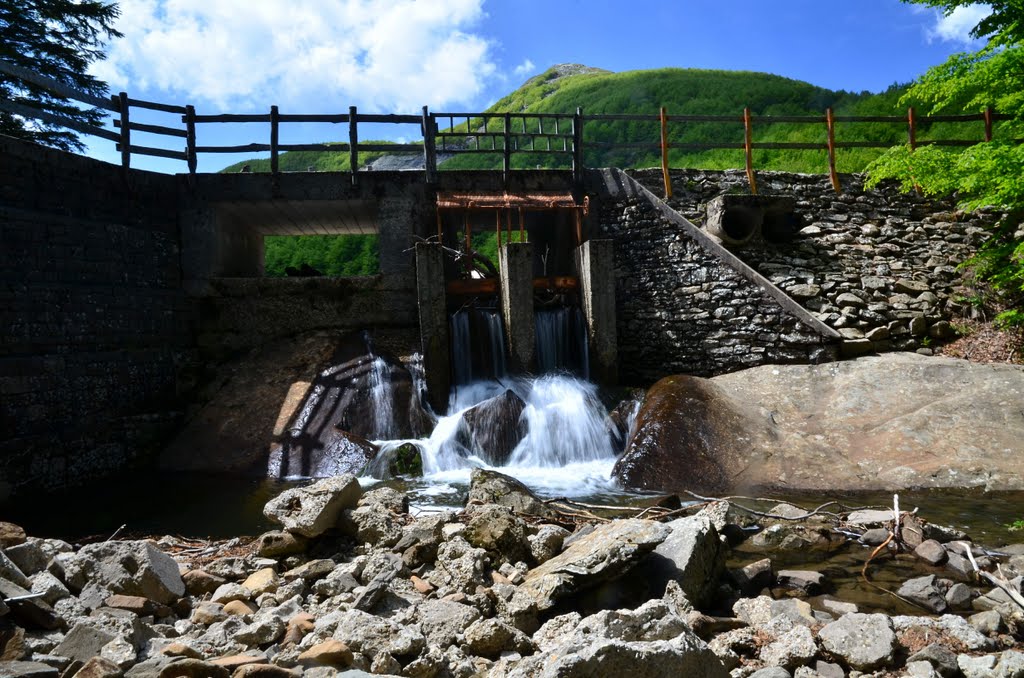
[262,475,362,538]
[859,527,891,545]
[464,504,532,565]
[518,519,670,613]
[817,613,896,671]
[461,389,528,465]
[61,541,185,606]
[466,469,553,517]
[775,570,826,596]
[612,375,776,494]
[898,575,948,614]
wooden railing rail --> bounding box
[2,59,1018,193]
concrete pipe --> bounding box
[704,195,762,246]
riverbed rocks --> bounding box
[262,475,362,538]
[3,471,1023,677]
[614,353,1024,493]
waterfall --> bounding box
[535,307,589,379]
[368,357,397,440]
[449,308,509,385]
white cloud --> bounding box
[92,0,498,112]
[925,3,991,45]
[513,59,535,78]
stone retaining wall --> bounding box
[0,136,191,498]
[628,169,998,355]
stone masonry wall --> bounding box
[0,136,191,499]
[629,169,998,355]
[587,170,839,384]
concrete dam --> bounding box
[0,133,992,499]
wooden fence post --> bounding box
[422,105,436,183]
[907,106,917,151]
[743,107,757,195]
[185,105,197,174]
[503,111,511,185]
[118,91,130,171]
[660,106,672,199]
[826,107,840,193]
[572,107,583,190]
[349,105,358,183]
[270,105,279,174]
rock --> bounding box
[528,525,570,565]
[789,284,822,300]
[104,594,169,617]
[357,487,408,514]
[53,623,117,665]
[892,614,995,651]
[959,653,998,677]
[126,657,230,678]
[211,583,250,604]
[0,550,32,589]
[232,666,298,678]
[160,643,203,659]
[776,570,826,596]
[518,519,670,613]
[61,541,185,605]
[296,639,356,667]
[915,539,947,565]
[461,389,528,465]
[415,599,480,647]
[895,279,931,294]
[944,582,973,611]
[343,505,403,548]
[253,532,307,558]
[703,354,1024,491]
[859,528,890,545]
[835,292,866,307]
[0,578,60,629]
[241,569,278,597]
[5,542,49,577]
[263,475,362,537]
[820,598,857,616]
[192,601,227,625]
[330,609,423,661]
[72,657,123,678]
[731,558,773,595]
[466,469,553,517]
[631,513,724,607]
[351,555,399,612]
[503,636,728,678]
[428,537,490,596]
[997,651,1024,677]
[760,624,817,669]
[463,618,533,658]
[464,504,532,565]
[100,636,137,669]
[0,523,27,548]
[0,661,59,677]
[817,613,896,671]
[182,570,225,596]
[612,375,777,493]
[969,609,1003,635]
[223,600,257,616]
[898,575,948,613]
[906,643,959,678]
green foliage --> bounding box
[263,234,379,277]
[867,0,1024,327]
[1007,518,1024,531]
[0,0,122,151]
[220,142,400,173]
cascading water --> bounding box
[449,308,508,385]
[535,307,589,379]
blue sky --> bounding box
[82,0,991,173]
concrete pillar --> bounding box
[575,239,618,385]
[416,243,450,414]
[499,242,535,373]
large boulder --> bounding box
[629,512,725,608]
[263,475,362,537]
[615,354,1024,493]
[460,389,527,465]
[612,375,776,494]
[60,540,185,606]
[818,613,897,671]
[519,519,671,613]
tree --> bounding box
[0,0,121,151]
[866,1,1024,328]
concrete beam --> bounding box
[416,243,450,414]
[575,239,618,385]
[499,242,535,373]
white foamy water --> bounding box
[367,374,630,504]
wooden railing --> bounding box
[1,59,1016,194]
